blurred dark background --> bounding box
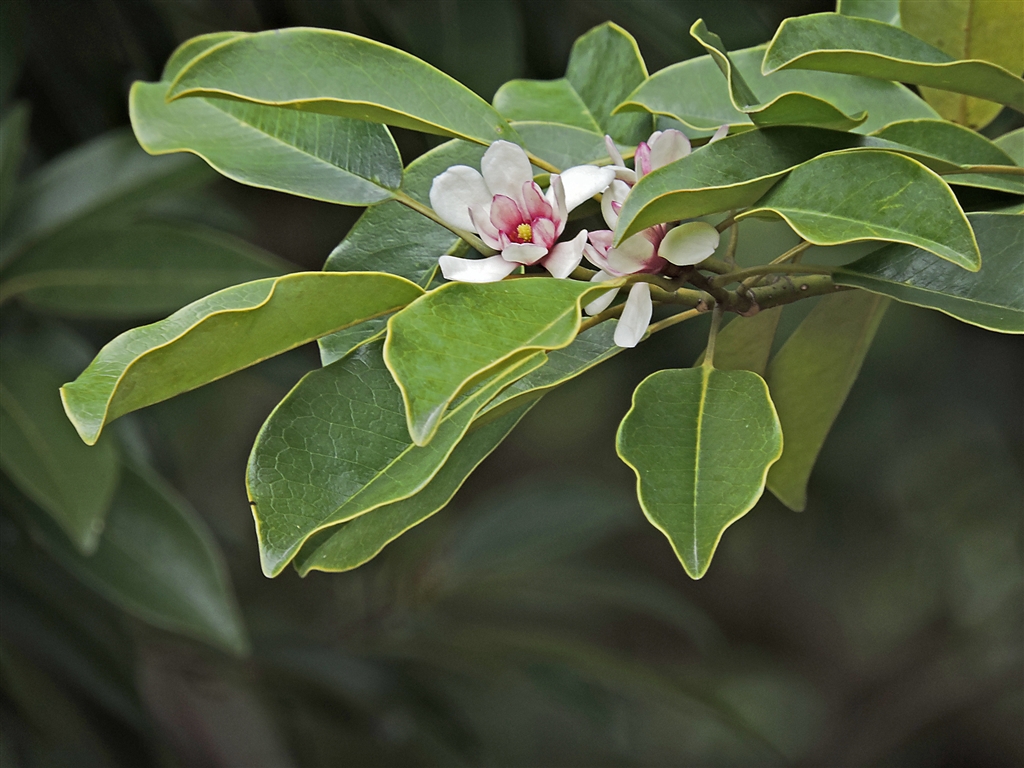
[1,1,1022,766]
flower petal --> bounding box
[659,221,721,266]
[634,142,651,178]
[542,229,588,278]
[481,140,534,208]
[532,217,557,249]
[605,233,656,275]
[614,282,652,348]
[584,271,619,315]
[610,166,637,184]
[502,242,548,265]
[546,174,568,227]
[709,124,729,144]
[601,179,632,229]
[605,135,625,167]
[429,165,491,231]
[522,180,553,221]
[439,254,518,283]
[489,194,525,236]
[558,165,616,212]
[469,205,502,249]
[649,129,691,170]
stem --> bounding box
[524,152,561,174]
[696,257,733,275]
[702,304,725,368]
[746,273,846,308]
[724,217,740,266]
[739,240,812,291]
[711,262,833,288]
[715,213,737,233]
[646,307,703,335]
[943,164,1024,176]
[393,192,496,255]
[578,301,625,332]
[688,269,735,308]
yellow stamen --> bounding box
[516,222,533,242]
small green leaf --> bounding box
[494,79,601,132]
[766,290,889,511]
[995,128,1024,165]
[166,28,519,146]
[293,401,534,576]
[60,272,423,445]
[762,13,1024,113]
[694,308,783,376]
[737,150,980,270]
[384,277,615,446]
[131,80,402,206]
[512,121,622,171]
[0,220,291,318]
[0,103,30,226]
[836,212,1023,333]
[247,342,544,576]
[901,0,1024,129]
[837,0,901,26]
[0,353,119,553]
[616,366,783,579]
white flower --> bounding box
[430,141,615,282]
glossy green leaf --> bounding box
[493,79,601,132]
[691,19,866,131]
[995,128,1024,165]
[837,0,900,26]
[161,31,246,82]
[317,316,390,367]
[384,277,616,446]
[616,366,783,579]
[16,462,248,654]
[0,220,291,318]
[0,103,29,226]
[0,353,119,553]
[737,150,980,270]
[836,213,1023,332]
[901,0,1024,129]
[616,44,937,134]
[763,13,1024,113]
[511,121,621,171]
[873,118,1023,194]
[247,342,544,576]
[131,80,402,206]
[293,401,534,575]
[60,272,423,445]
[766,290,889,511]
[166,28,519,146]
[694,308,783,376]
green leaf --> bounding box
[0,103,30,226]
[690,19,867,131]
[494,79,601,132]
[762,13,1024,113]
[0,353,119,553]
[161,31,246,82]
[616,44,937,134]
[694,308,783,376]
[872,118,1023,195]
[130,80,402,206]
[836,212,1023,333]
[765,290,889,511]
[995,128,1024,165]
[247,342,544,576]
[317,316,390,367]
[901,0,1024,129]
[616,366,783,579]
[837,0,901,26]
[292,401,534,576]
[0,220,291,318]
[60,272,423,445]
[384,277,615,446]
[166,28,519,146]
[736,150,980,271]
[14,462,248,655]
[511,121,622,171]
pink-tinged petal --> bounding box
[634,142,652,178]
[583,243,613,274]
[546,174,568,227]
[605,233,655,275]
[542,229,587,278]
[522,180,553,221]
[501,242,548,265]
[439,254,518,283]
[659,221,721,266]
[601,179,631,228]
[605,135,625,167]
[559,165,616,212]
[469,205,502,250]
[429,165,491,231]
[588,230,615,250]
[481,140,533,207]
[709,124,729,144]
[532,217,557,249]
[614,283,652,348]
[584,271,619,315]
[489,194,525,236]
[649,129,691,169]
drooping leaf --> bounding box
[247,342,545,576]
[765,290,889,511]
[837,0,901,26]
[494,79,601,132]
[0,102,30,226]
[60,272,423,445]
[0,353,119,553]
[836,213,1023,333]
[616,366,783,579]
[293,401,534,575]
[995,128,1024,165]
[130,80,402,206]
[384,277,616,445]
[737,150,980,270]
[616,44,937,134]
[166,28,519,146]
[901,0,1024,129]
[762,13,1024,113]
[693,308,783,376]
[512,121,623,171]
[0,220,291,318]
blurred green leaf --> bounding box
[494,79,601,132]
[0,103,29,226]
[994,127,1024,165]
[738,151,980,270]
[0,0,27,109]
[766,290,889,511]
[837,0,901,25]
[166,28,519,146]
[60,272,423,445]
[694,308,783,376]
[836,213,1023,333]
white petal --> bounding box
[584,271,619,315]
[649,129,691,170]
[439,254,518,283]
[605,233,655,275]
[614,282,652,348]
[501,242,548,265]
[709,124,729,144]
[659,221,720,266]
[546,174,568,226]
[429,166,492,232]
[542,230,587,279]
[469,204,501,249]
[611,166,637,184]
[600,179,631,229]
[605,135,625,167]
[559,165,616,212]
[481,140,533,207]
